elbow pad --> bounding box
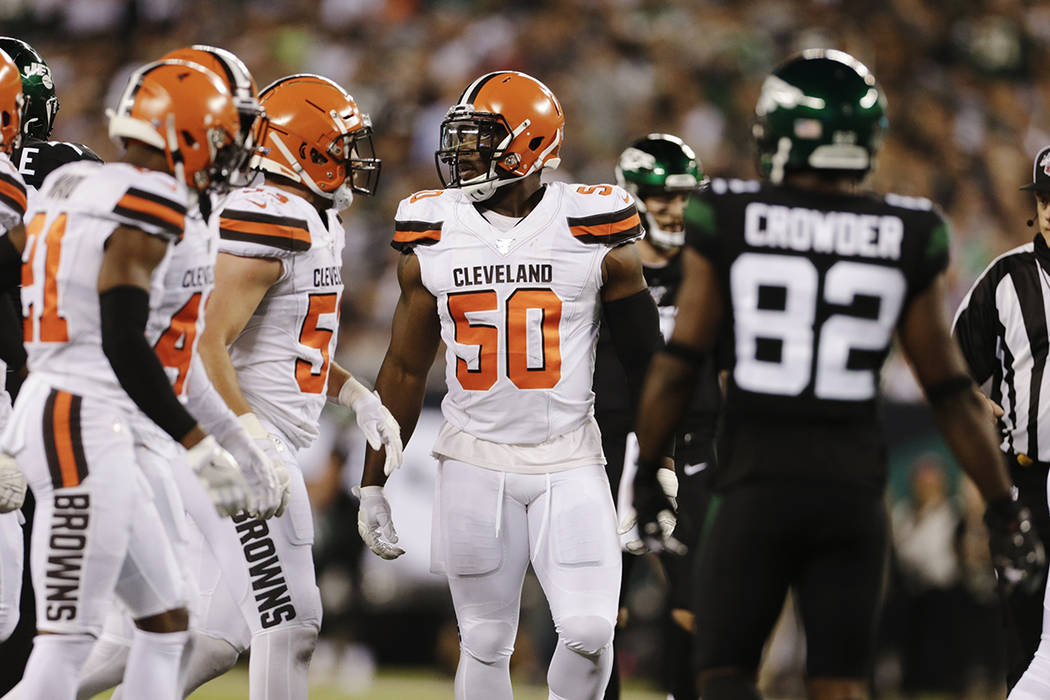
[99,284,197,442]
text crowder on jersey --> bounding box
[744,201,904,260]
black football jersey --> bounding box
[593,251,720,462]
[13,137,103,191]
[685,178,949,487]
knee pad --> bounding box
[557,615,614,657]
[460,620,516,665]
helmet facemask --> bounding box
[436,107,523,201]
[633,176,700,250]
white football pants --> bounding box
[434,459,621,700]
[0,510,22,642]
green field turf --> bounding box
[94,667,667,699]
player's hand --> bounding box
[620,460,685,556]
[985,496,1046,594]
[236,413,291,519]
[186,435,251,518]
[0,453,26,514]
[339,380,403,476]
[353,485,405,560]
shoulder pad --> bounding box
[16,139,103,190]
[0,154,26,227]
[708,178,761,195]
[564,183,642,245]
[217,186,311,256]
[109,166,187,239]
[34,162,186,240]
[391,189,453,252]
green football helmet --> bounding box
[615,133,706,249]
[753,49,887,184]
[0,37,58,140]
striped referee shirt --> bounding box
[953,233,1050,463]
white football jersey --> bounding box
[21,161,187,408]
[128,205,217,447]
[214,183,345,448]
[0,153,26,232]
[393,181,643,446]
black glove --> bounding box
[985,496,1046,594]
[621,456,685,555]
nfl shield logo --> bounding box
[1041,151,1050,177]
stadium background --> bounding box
[2,0,1047,696]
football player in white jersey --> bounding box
[358,71,665,700]
[197,73,401,700]
[0,60,249,700]
[0,49,28,647]
[74,46,287,700]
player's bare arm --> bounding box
[361,252,441,488]
[98,224,207,449]
[896,273,1012,501]
[635,246,723,467]
[197,251,283,416]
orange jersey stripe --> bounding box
[51,391,81,488]
[393,228,441,243]
[115,192,185,232]
[219,216,311,247]
[0,177,26,215]
[570,211,641,238]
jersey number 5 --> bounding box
[22,212,70,343]
[731,252,906,401]
[297,293,339,393]
[448,288,563,391]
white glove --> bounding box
[619,466,684,555]
[185,435,251,518]
[339,378,403,476]
[0,453,26,514]
[352,485,404,560]
[237,413,291,519]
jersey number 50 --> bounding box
[731,253,906,401]
[448,288,562,391]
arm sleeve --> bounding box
[99,285,197,442]
[683,190,720,261]
[602,288,664,410]
[952,267,1000,385]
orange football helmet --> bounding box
[256,74,380,209]
[0,49,23,156]
[108,59,240,191]
[437,70,564,201]
[161,45,265,186]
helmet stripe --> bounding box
[461,71,505,105]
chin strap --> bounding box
[261,132,335,203]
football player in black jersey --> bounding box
[632,49,1043,700]
[0,38,102,193]
[594,134,717,700]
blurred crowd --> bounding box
[3,0,1047,694]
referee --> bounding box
[953,144,1050,692]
